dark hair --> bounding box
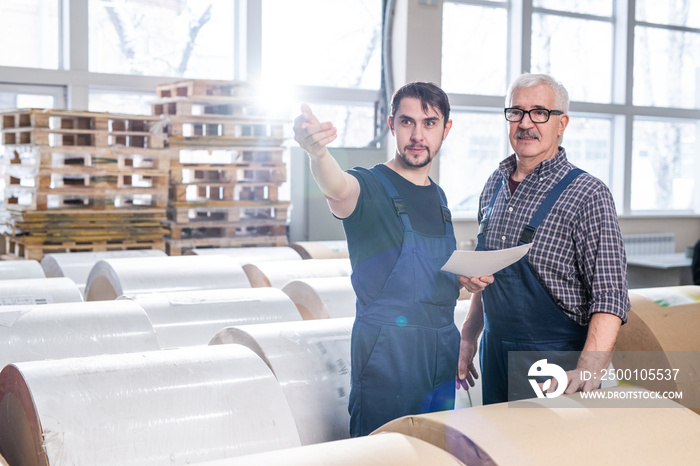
[390,81,451,126]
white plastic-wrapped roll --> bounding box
[281,277,355,319]
[287,241,349,259]
[196,432,465,466]
[210,317,353,446]
[84,255,251,301]
[186,246,302,262]
[41,250,167,296]
[244,258,352,288]
[0,345,301,466]
[374,386,700,465]
[0,300,159,368]
[0,277,82,305]
[0,260,45,280]
[120,288,303,349]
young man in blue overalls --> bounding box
[294,82,490,436]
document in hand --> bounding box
[440,243,533,277]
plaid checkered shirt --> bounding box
[478,148,630,325]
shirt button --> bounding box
[539,177,544,181]
[508,207,514,212]
[501,236,506,241]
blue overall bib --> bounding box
[478,168,588,404]
[348,167,460,437]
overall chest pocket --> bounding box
[412,249,459,306]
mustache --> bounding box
[514,129,541,140]
[405,144,428,150]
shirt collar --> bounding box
[499,147,568,181]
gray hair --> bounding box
[506,73,569,113]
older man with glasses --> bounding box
[455,73,630,404]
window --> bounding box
[0,0,59,69]
[441,0,700,217]
[88,0,235,79]
[89,90,154,115]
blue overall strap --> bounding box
[478,178,504,237]
[434,181,453,224]
[519,168,585,244]
[370,166,412,230]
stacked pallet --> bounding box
[153,80,290,255]
[1,109,169,260]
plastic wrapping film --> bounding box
[195,432,465,466]
[186,246,302,262]
[0,260,45,280]
[120,287,302,349]
[243,258,352,288]
[41,250,167,297]
[210,317,354,446]
[374,386,700,466]
[0,277,83,305]
[614,285,700,414]
[0,300,159,369]
[287,241,349,259]
[0,345,301,466]
[281,277,356,319]
[84,254,251,301]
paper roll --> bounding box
[281,277,355,319]
[84,255,251,301]
[243,258,352,288]
[194,432,465,465]
[0,260,45,280]
[374,386,700,466]
[0,345,301,465]
[287,241,349,259]
[186,246,302,262]
[210,318,354,445]
[41,250,167,296]
[121,287,302,349]
[0,300,159,368]
[614,285,700,414]
[0,277,82,305]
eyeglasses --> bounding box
[504,108,564,123]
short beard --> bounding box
[398,146,433,168]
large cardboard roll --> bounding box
[614,285,700,414]
[0,300,158,368]
[84,255,251,301]
[0,277,83,305]
[0,260,45,280]
[186,246,302,262]
[374,386,700,466]
[287,241,349,259]
[243,258,352,288]
[197,432,465,465]
[120,287,302,348]
[41,250,167,296]
[0,345,301,466]
[210,318,353,446]
[281,276,355,319]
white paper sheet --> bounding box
[441,243,533,277]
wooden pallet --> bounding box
[170,161,286,184]
[168,181,281,204]
[165,235,287,256]
[172,146,285,164]
[163,115,285,145]
[167,201,289,224]
[5,185,168,210]
[8,170,169,191]
[151,96,263,118]
[3,235,166,261]
[156,80,253,99]
[167,218,287,240]
[5,145,172,172]
[1,109,165,148]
